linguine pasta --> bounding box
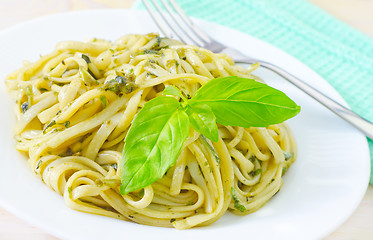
[5,33,296,229]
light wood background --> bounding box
[0,0,372,239]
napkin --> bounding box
[134,0,373,183]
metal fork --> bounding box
[142,0,373,139]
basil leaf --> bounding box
[186,104,219,142]
[163,85,182,98]
[189,76,300,127]
[120,96,189,195]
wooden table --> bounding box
[0,0,372,239]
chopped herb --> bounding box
[282,167,287,175]
[111,163,118,170]
[109,49,115,54]
[39,87,48,93]
[231,187,246,212]
[61,60,66,65]
[95,179,103,187]
[68,187,73,196]
[35,160,43,170]
[250,168,262,177]
[100,95,107,108]
[128,215,134,218]
[156,36,162,47]
[139,49,159,55]
[146,72,158,77]
[283,151,293,160]
[25,86,33,96]
[170,218,176,223]
[59,148,73,157]
[65,121,70,128]
[129,69,134,74]
[102,178,121,188]
[81,54,91,64]
[21,102,29,113]
[79,67,97,85]
[149,59,156,64]
[166,59,179,68]
[102,75,137,95]
[43,120,56,134]
[200,135,220,163]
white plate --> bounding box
[0,9,370,240]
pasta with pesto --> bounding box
[5,33,296,229]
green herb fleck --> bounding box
[95,179,103,187]
[200,135,220,163]
[146,72,158,77]
[100,95,107,108]
[35,160,43,170]
[102,75,137,95]
[102,178,121,188]
[111,163,118,170]
[21,102,29,113]
[25,86,33,96]
[231,187,246,212]
[68,187,73,196]
[79,67,97,86]
[39,87,48,93]
[43,120,56,134]
[283,151,293,160]
[81,54,91,64]
[250,168,262,177]
[138,49,159,55]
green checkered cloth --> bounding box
[134,0,373,183]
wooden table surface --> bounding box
[0,0,372,239]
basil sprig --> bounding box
[120,76,300,195]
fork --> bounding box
[142,0,373,140]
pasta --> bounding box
[5,33,296,229]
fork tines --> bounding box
[142,0,212,46]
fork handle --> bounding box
[236,58,373,140]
